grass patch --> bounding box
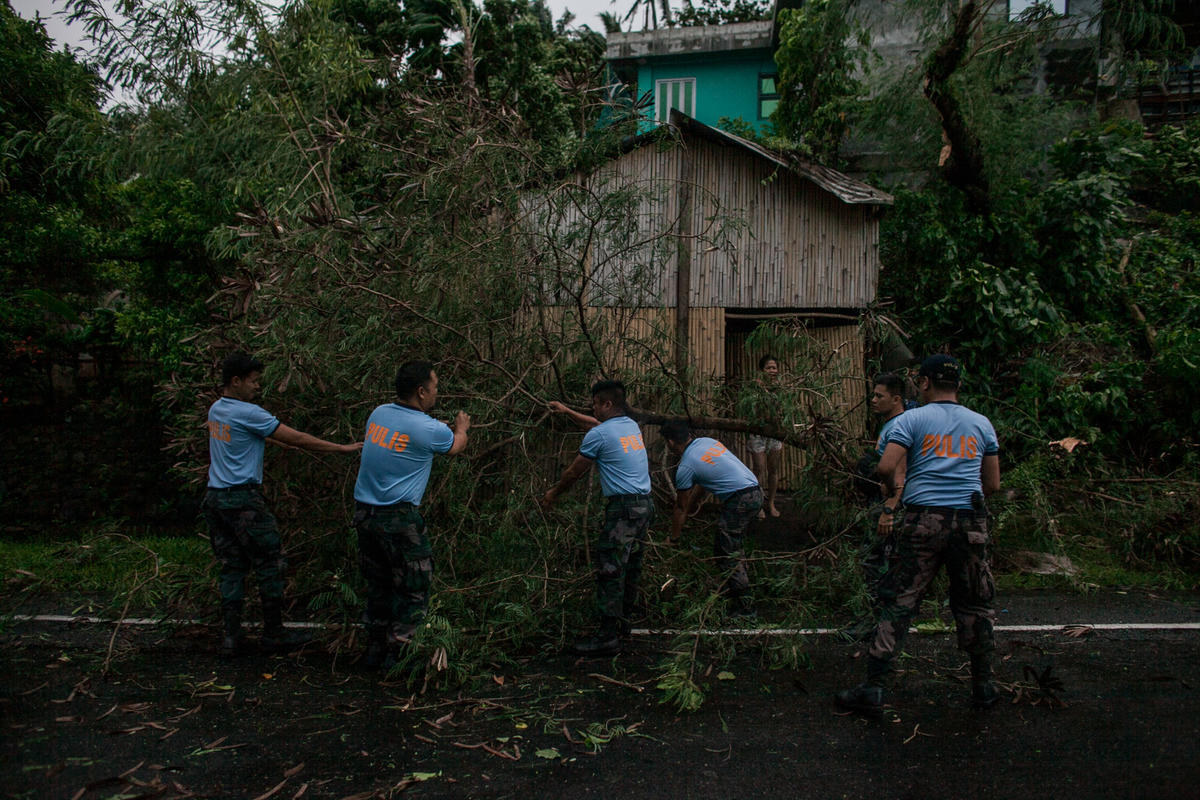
[0,526,211,613]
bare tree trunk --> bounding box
[923,0,990,215]
[456,0,478,100]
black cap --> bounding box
[918,354,961,384]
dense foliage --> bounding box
[674,0,770,27]
[855,1,1200,571]
[771,0,872,162]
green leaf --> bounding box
[535,748,561,759]
[717,671,736,681]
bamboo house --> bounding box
[524,110,894,485]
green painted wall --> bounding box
[635,50,778,132]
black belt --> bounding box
[723,485,761,501]
[606,493,651,502]
[356,500,416,513]
[903,504,978,520]
[207,483,260,492]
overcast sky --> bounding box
[12,0,628,57]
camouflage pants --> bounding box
[716,487,763,598]
[594,494,654,622]
[859,506,897,606]
[869,507,996,666]
[354,502,433,646]
[202,486,285,606]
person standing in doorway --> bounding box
[747,354,783,518]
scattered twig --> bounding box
[903,724,932,744]
[587,673,646,693]
[251,778,289,800]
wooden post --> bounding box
[674,146,694,382]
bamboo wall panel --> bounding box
[525,306,725,380]
[522,136,882,311]
[519,147,680,308]
[687,138,879,309]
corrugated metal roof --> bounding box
[663,110,894,206]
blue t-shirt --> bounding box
[353,404,455,506]
[579,416,651,497]
[675,437,758,500]
[875,413,903,457]
[207,397,281,488]
[883,402,999,510]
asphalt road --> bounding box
[3,588,1199,800]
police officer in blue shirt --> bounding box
[837,355,1001,718]
[542,380,652,657]
[204,352,362,657]
[661,421,762,619]
[352,361,470,669]
[843,372,909,641]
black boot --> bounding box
[834,683,884,718]
[220,602,244,658]
[835,656,890,719]
[260,598,312,654]
[971,652,998,709]
[571,617,621,657]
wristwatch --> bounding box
[881,505,896,515]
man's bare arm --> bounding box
[670,486,702,542]
[981,454,1000,496]
[875,442,907,496]
[877,457,906,536]
[269,424,362,454]
[447,411,471,455]
[547,401,599,430]
[540,454,594,508]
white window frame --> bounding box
[758,73,780,120]
[655,78,697,122]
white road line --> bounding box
[7,614,1200,635]
[635,623,1200,636]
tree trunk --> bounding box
[923,1,990,215]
